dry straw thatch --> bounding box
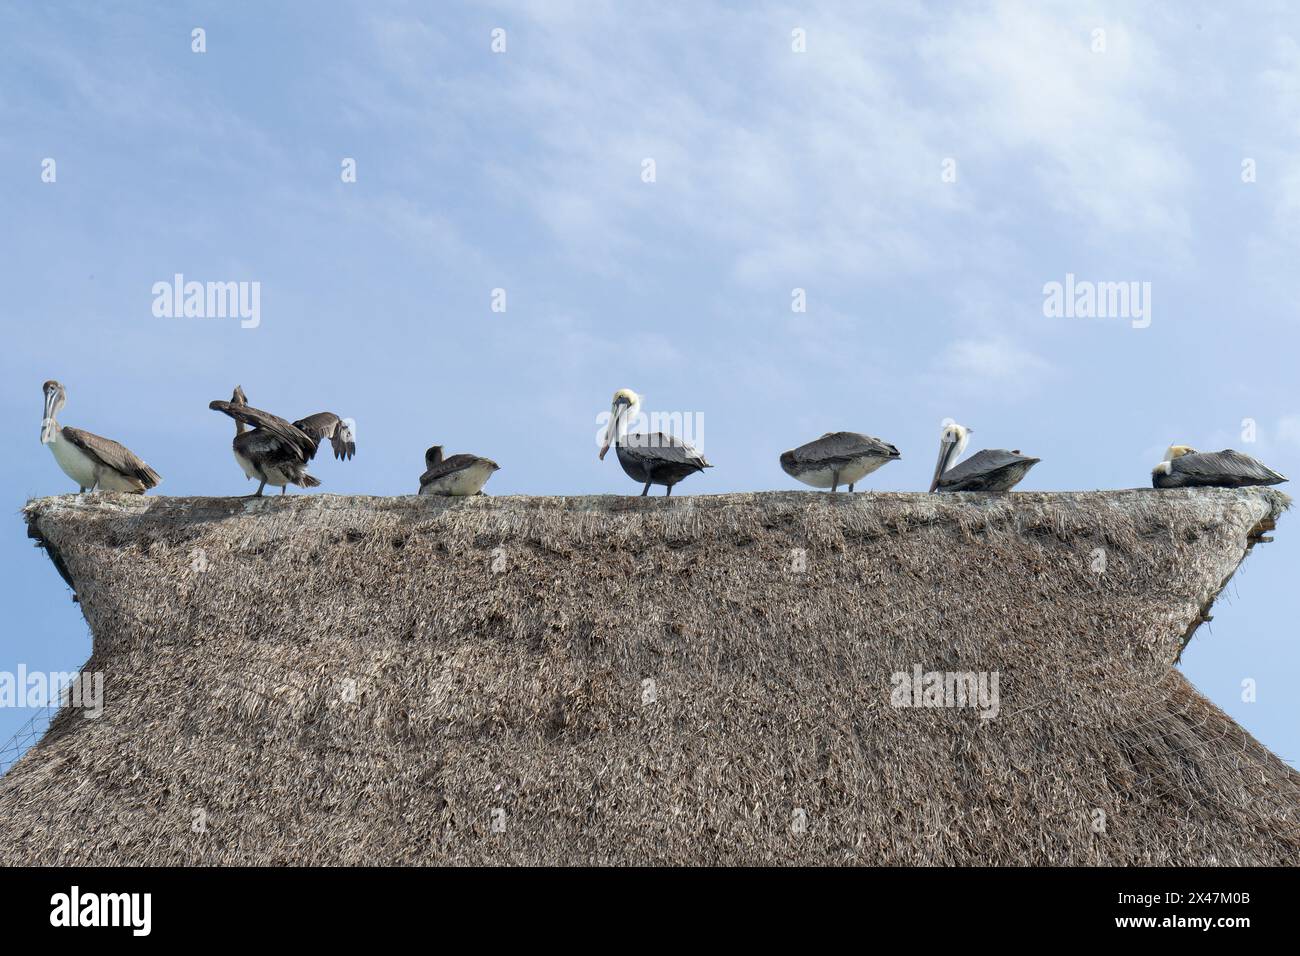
[2,487,1296,865]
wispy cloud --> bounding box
[921,1,1191,247]
[351,1,1196,287]
[354,4,967,282]
[1246,29,1300,311]
[930,335,1054,393]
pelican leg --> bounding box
[832,470,840,493]
[665,484,673,497]
[244,480,267,498]
[281,485,287,496]
[640,480,652,496]
[849,483,856,493]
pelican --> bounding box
[1152,445,1287,489]
[780,431,900,492]
[208,386,355,496]
[929,422,1039,492]
[418,446,500,496]
[40,380,162,493]
[599,388,711,496]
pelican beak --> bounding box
[599,401,627,460]
[40,390,58,444]
[929,434,959,493]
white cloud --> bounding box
[920,1,1191,246]
[1247,31,1300,312]
[416,1,1193,282]
[341,6,1052,284]
[932,336,1054,387]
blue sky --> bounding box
[1,1,1297,767]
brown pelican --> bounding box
[780,431,900,492]
[929,422,1038,492]
[208,386,355,496]
[1152,445,1287,488]
[418,446,500,496]
[598,388,711,496]
[40,380,162,493]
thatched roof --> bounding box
[2,488,1296,865]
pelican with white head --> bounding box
[929,421,1038,493]
[1152,443,1286,488]
[599,388,641,462]
[598,387,711,496]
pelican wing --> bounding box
[293,412,355,461]
[620,432,711,470]
[61,427,162,488]
[419,454,497,486]
[209,400,316,462]
[938,449,1036,488]
[790,431,899,464]
[1173,449,1287,487]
